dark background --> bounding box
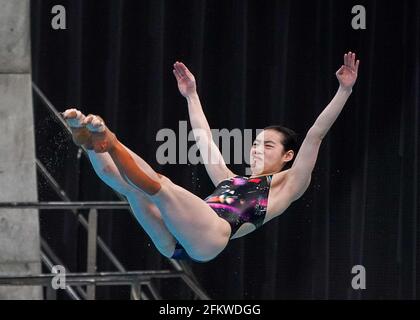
[30,0,419,299]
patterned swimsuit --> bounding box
[171,175,273,262]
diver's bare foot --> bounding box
[62,108,93,149]
[82,114,117,153]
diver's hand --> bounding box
[173,61,197,98]
[336,51,360,91]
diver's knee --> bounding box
[101,164,115,175]
[147,174,173,197]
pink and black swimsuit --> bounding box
[171,174,273,261]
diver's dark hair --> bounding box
[264,125,299,170]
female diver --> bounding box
[62,51,359,262]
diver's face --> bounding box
[250,129,286,175]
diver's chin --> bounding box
[250,164,265,176]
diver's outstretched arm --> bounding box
[286,51,360,201]
[309,51,359,139]
[173,62,235,186]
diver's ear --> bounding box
[284,150,294,163]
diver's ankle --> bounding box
[71,127,92,147]
[106,135,119,153]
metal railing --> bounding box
[0,201,129,210]
[0,204,209,299]
[36,157,127,273]
[0,270,203,300]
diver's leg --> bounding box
[86,150,178,257]
[84,114,231,262]
[150,177,232,262]
[82,114,162,195]
[63,108,177,257]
